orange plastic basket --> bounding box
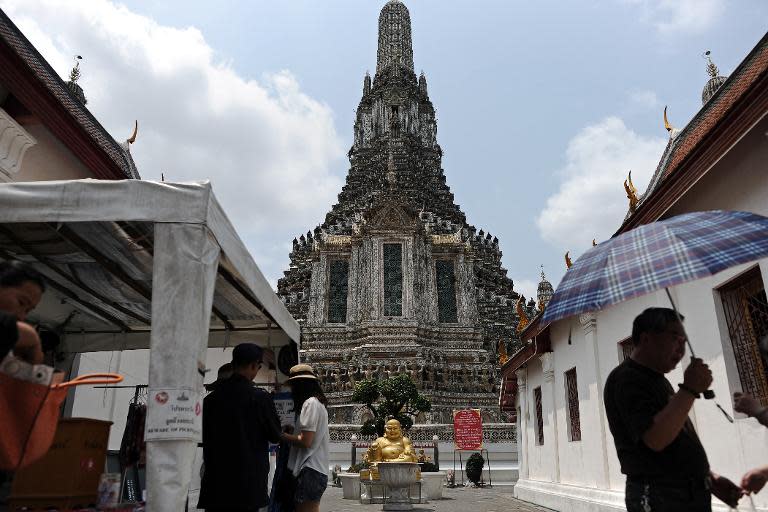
[0,372,123,470]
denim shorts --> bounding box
[295,468,328,504]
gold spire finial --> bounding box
[127,120,138,144]
[592,238,597,247]
[704,50,719,78]
[516,296,530,333]
[663,106,674,133]
[498,339,509,365]
[624,170,639,213]
[565,251,573,269]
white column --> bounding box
[540,352,560,483]
[516,368,529,480]
[579,312,611,489]
[145,223,220,511]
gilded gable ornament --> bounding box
[516,296,529,333]
[624,170,639,213]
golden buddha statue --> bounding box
[362,419,418,480]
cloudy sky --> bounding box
[2,0,766,299]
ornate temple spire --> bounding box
[537,265,554,310]
[363,71,372,95]
[65,55,87,105]
[376,0,414,74]
[419,71,428,95]
[702,50,728,105]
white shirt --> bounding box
[288,397,329,477]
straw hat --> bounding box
[286,363,319,381]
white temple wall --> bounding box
[515,112,768,510]
[517,276,768,510]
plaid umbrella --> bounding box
[542,210,768,325]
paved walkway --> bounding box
[320,485,553,512]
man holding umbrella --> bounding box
[604,308,743,511]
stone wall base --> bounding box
[512,479,745,512]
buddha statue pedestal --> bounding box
[378,462,419,511]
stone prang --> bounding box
[277,0,533,426]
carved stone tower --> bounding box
[278,0,531,428]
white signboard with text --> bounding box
[145,388,203,441]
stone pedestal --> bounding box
[420,471,445,499]
[378,462,419,511]
[339,473,361,500]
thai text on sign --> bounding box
[453,408,483,450]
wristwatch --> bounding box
[678,383,701,398]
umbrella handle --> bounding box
[664,288,734,422]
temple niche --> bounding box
[277,0,534,429]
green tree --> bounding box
[351,374,431,436]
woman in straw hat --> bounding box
[280,364,329,512]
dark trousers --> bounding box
[626,478,711,512]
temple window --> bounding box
[718,266,768,406]
[383,242,403,316]
[533,386,544,446]
[564,368,581,442]
[617,337,633,362]
[435,259,458,323]
[327,259,349,324]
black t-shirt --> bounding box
[604,357,710,479]
[198,374,282,509]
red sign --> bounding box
[453,409,483,450]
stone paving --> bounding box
[320,485,553,512]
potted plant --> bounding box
[465,453,485,487]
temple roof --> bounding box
[0,9,139,180]
[619,33,768,233]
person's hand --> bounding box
[683,358,712,394]
[741,467,768,494]
[709,472,744,508]
[13,322,43,365]
[733,392,764,417]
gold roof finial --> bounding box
[624,170,639,213]
[127,120,138,144]
[592,238,597,247]
[516,295,529,333]
[565,251,573,269]
[663,106,674,133]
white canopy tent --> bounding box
[0,179,300,510]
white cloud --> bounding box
[1,0,345,286]
[628,89,660,110]
[536,117,666,258]
[624,0,726,35]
